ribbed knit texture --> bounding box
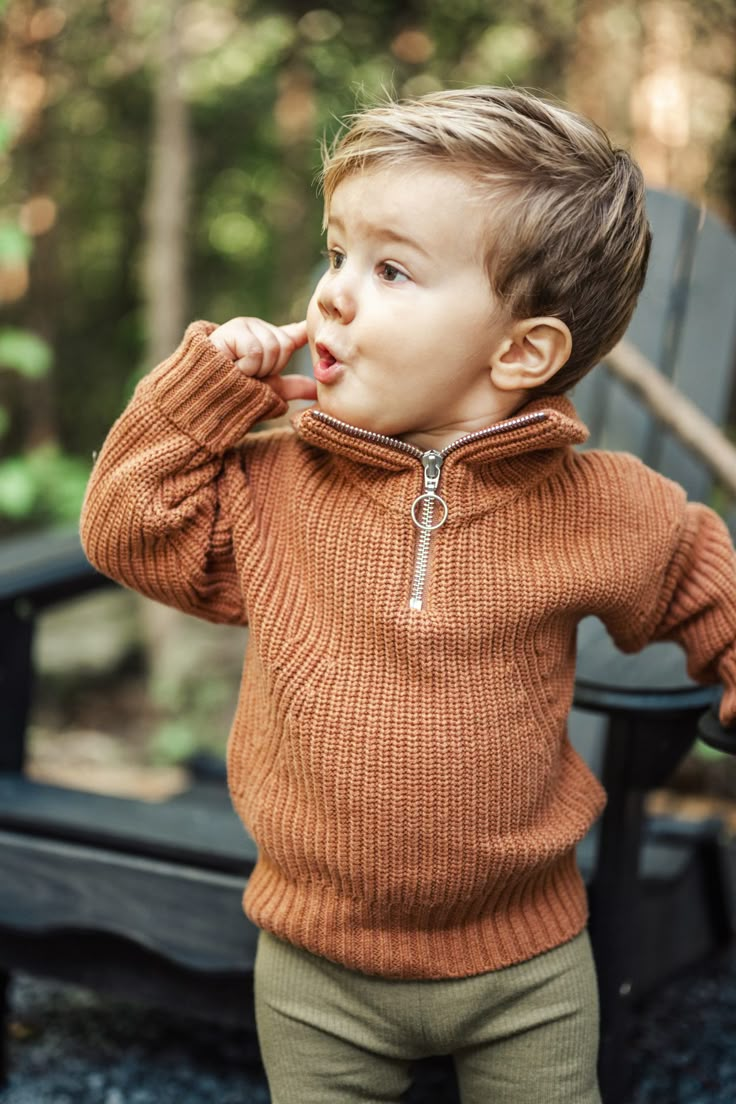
[80,321,736,980]
[255,929,601,1102]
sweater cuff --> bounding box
[149,320,289,451]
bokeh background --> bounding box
[2,0,736,782]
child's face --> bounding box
[306,162,521,450]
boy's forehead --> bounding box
[324,163,487,250]
[323,165,405,224]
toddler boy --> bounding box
[81,87,736,1104]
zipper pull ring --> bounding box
[411,450,448,531]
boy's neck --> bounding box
[399,398,531,452]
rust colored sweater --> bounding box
[81,321,736,979]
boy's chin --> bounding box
[316,400,404,438]
[315,393,371,429]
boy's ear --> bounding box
[489,317,572,392]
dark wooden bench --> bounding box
[0,530,258,1028]
[2,188,736,1103]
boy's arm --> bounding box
[605,495,736,728]
[80,318,313,625]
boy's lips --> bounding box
[314,341,345,385]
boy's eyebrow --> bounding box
[328,215,432,259]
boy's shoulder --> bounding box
[564,445,687,522]
[241,421,295,454]
[234,421,299,472]
[236,417,322,474]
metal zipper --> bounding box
[309,411,424,460]
[310,409,548,610]
[409,450,447,610]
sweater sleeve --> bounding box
[607,496,736,728]
[79,320,288,625]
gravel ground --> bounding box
[3,945,736,1104]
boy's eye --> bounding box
[322,248,345,271]
[378,262,408,284]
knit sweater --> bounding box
[80,320,736,980]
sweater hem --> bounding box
[242,851,589,980]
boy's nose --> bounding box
[317,275,356,323]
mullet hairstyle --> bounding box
[319,87,652,396]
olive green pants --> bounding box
[254,929,602,1103]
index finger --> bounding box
[280,320,308,347]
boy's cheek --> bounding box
[305,299,321,347]
[306,289,321,323]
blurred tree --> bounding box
[142,0,192,365]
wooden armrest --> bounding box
[698,700,736,755]
[0,526,111,612]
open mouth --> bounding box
[316,342,337,366]
[313,342,344,384]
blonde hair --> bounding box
[320,87,651,396]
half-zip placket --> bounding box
[310,409,549,611]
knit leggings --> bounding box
[254,929,602,1104]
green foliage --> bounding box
[0,222,31,264]
[0,446,90,529]
[149,718,201,766]
[0,104,68,533]
[149,672,237,763]
[0,328,52,378]
[0,88,73,533]
[0,115,16,156]
[182,12,297,102]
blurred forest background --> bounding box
[2,0,736,785]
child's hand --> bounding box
[209,317,316,402]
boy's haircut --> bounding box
[320,87,652,396]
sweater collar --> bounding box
[292,393,588,470]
